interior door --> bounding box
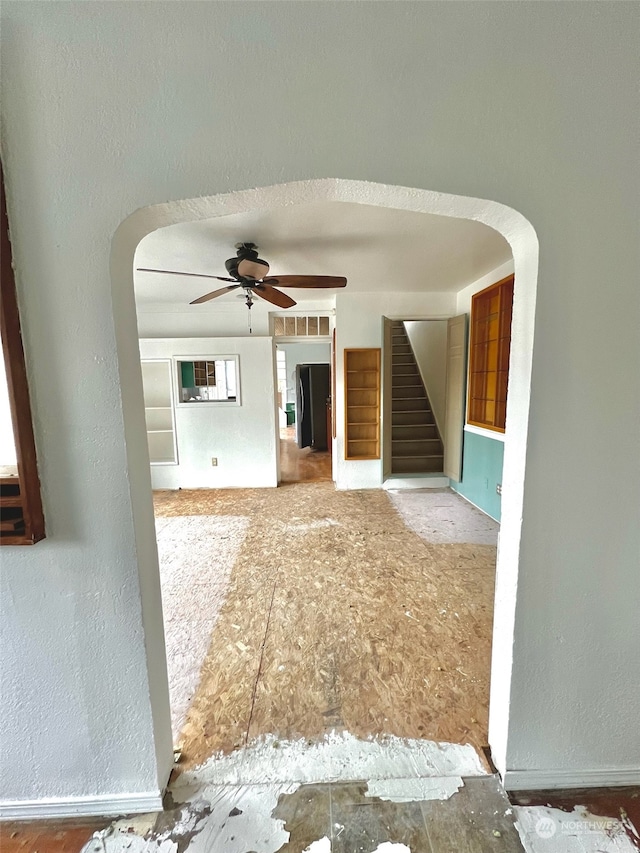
[443,314,468,481]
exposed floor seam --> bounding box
[245,577,279,748]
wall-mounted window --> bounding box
[273,314,331,338]
[176,357,240,405]
[467,275,514,433]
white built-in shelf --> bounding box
[141,360,178,465]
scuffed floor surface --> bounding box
[5,737,638,852]
[387,488,499,546]
[76,732,525,853]
[153,483,498,768]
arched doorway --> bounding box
[111,178,538,778]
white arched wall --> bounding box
[112,178,539,779]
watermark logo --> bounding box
[535,817,557,839]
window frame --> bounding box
[466,274,514,434]
[1,165,46,544]
[174,355,241,407]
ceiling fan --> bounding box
[137,242,347,311]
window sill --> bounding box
[464,424,506,442]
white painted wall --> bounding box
[403,320,448,437]
[456,259,515,315]
[140,337,278,488]
[0,354,17,466]
[1,1,638,812]
[335,290,456,489]
[277,342,331,404]
[137,299,335,339]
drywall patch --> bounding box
[372,844,412,853]
[515,805,639,852]
[366,776,463,803]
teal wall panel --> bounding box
[180,361,195,389]
[450,430,504,521]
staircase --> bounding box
[391,322,444,475]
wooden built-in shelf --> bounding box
[344,348,381,460]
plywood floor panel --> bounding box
[154,483,496,770]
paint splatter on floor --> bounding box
[79,733,496,852]
[515,804,640,852]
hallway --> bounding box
[279,426,332,483]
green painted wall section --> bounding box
[180,361,195,388]
[450,430,504,521]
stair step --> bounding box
[392,344,413,354]
[392,386,427,399]
[392,398,431,412]
[392,439,443,457]
[392,424,439,440]
[391,456,444,474]
[392,410,436,425]
[392,373,423,387]
[392,365,419,373]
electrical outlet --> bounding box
[211,457,218,466]
[496,483,502,495]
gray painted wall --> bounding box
[1,1,638,806]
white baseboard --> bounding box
[504,767,640,791]
[0,790,163,821]
[383,476,449,490]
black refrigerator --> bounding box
[295,364,330,450]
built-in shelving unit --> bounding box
[344,348,381,460]
[141,359,178,465]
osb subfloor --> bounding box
[153,482,497,771]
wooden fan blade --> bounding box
[137,267,237,282]
[252,284,297,308]
[190,284,240,304]
[262,275,347,289]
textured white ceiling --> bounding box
[134,201,511,306]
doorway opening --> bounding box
[276,339,333,484]
[112,178,538,781]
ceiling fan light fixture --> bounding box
[236,257,270,280]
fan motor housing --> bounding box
[227,243,270,280]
